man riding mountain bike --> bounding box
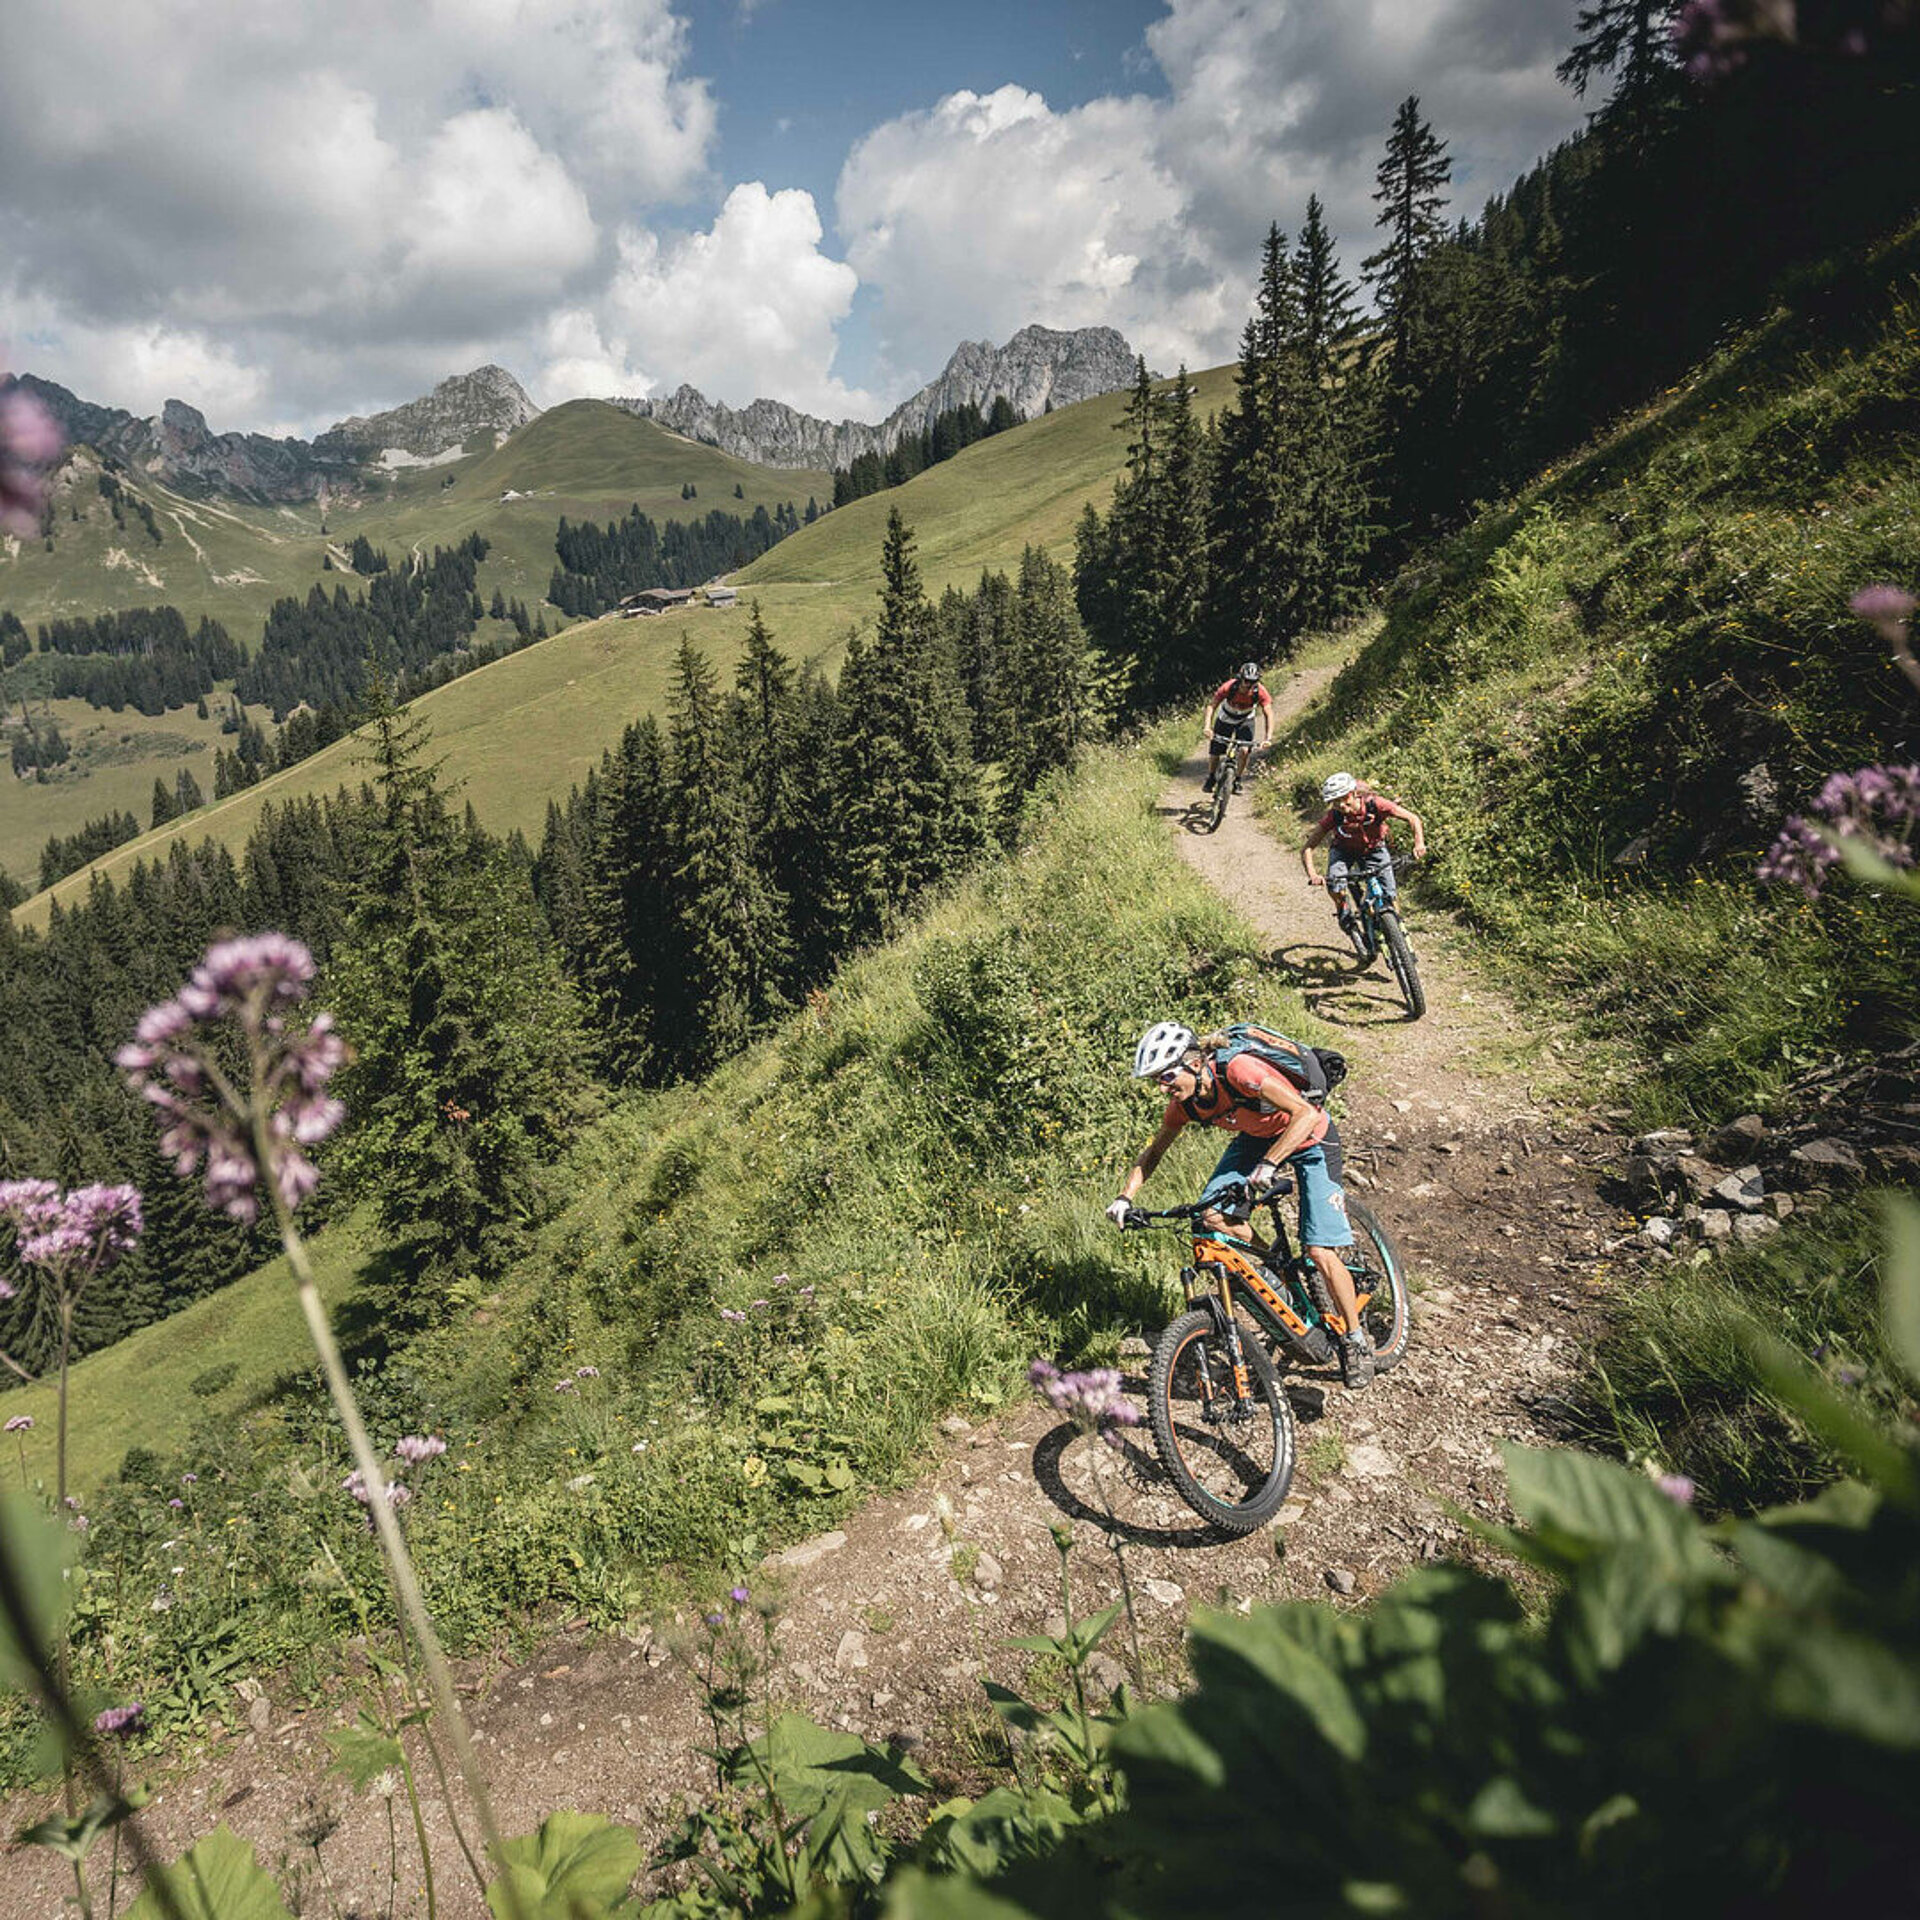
[1105,1020,1374,1388]
[1302,772,1427,958]
[1202,663,1273,796]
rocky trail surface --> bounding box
[3,668,1636,1918]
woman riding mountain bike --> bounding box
[1202,663,1272,807]
[1302,772,1427,960]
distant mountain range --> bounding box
[2,326,1141,505]
[608,325,1142,470]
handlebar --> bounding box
[1120,1178,1293,1230]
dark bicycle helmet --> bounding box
[1236,661,1262,683]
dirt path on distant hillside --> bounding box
[1,668,1632,1920]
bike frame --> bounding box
[1329,855,1402,953]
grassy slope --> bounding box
[12,368,1234,918]
[1260,221,1920,1510]
[0,406,828,886]
[6,724,1340,1766]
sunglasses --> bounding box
[1157,1061,1196,1086]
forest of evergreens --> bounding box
[547,500,801,616]
[829,396,1024,507]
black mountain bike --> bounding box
[1335,856,1425,1019]
[1203,742,1259,832]
[1120,1178,1411,1532]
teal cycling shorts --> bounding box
[1198,1127,1353,1250]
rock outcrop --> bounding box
[313,366,540,466]
[609,325,1141,471]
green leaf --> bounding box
[744,1712,928,1884]
[982,1678,1046,1735]
[0,1494,74,1700]
[1880,1195,1920,1385]
[881,1866,1039,1920]
[1831,834,1920,899]
[1741,1327,1920,1511]
[126,1826,297,1920]
[1064,1602,1124,1664]
[1764,1620,1920,1750]
[1503,1446,1720,1577]
[17,1794,133,1865]
[922,1786,1082,1879]
[324,1714,403,1791]
[486,1810,642,1920]
[1467,1775,1558,1839]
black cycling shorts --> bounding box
[1211,717,1256,748]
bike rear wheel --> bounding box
[1207,766,1232,832]
[1378,908,1425,1019]
[1147,1308,1295,1531]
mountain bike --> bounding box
[1203,740,1259,833]
[1334,856,1425,1020]
[1119,1179,1410,1533]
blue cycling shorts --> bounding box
[1197,1125,1353,1250]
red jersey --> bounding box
[1211,680,1273,725]
[1319,794,1412,854]
[1160,1052,1329,1147]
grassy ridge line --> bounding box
[11,370,1233,920]
[0,402,828,639]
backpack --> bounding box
[1204,1022,1347,1111]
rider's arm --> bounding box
[1378,797,1428,859]
[1301,816,1332,881]
[1119,1111,1186,1202]
[1256,686,1274,747]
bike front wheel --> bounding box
[1207,768,1232,832]
[1347,1200,1411,1372]
[1378,908,1425,1018]
[1147,1308,1296,1532]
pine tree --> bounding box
[660,636,791,1064]
[173,766,205,814]
[150,777,178,830]
[831,510,983,941]
[998,546,1095,842]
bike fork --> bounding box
[1197,1283,1255,1423]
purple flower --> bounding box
[343,1468,411,1510]
[1655,1472,1696,1507]
[730,1585,750,1604]
[553,1378,577,1393]
[1758,763,1920,899]
[117,936,345,1224]
[1851,584,1917,628]
[168,1498,184,1510]
[180,1473,198,1485]
[4,1415,32,1434]
[395,1434,446,1465]
[0,385,63,537]
[574,1365,600,1379]
[1029,1358,1143,1449]
[719,1308,746,1324]
[0,1182,143,1290]
[93,1704,146,1741]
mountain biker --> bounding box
[1302,773,1427,956]
[1105,1021,1374,1388]
[1202,663,1273,796]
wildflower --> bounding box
[395,1434,447,1464]
[719,1308,746,1324]
[93,1704,146,1740]
[343,1469,411,1509]
[181,1473,198,1485]
[1655,1472,1696,1507]
[1758,763,1920,898]
[631,1441,648,1453]
[730,1585,750,1604]
[1029,1357,1143,1449]
[0,1181,143,1274]
[574,1365,601,1379]
[0,384,63,536]
[370,1770,399,1802]
[116,935,346,1223]
[1852,584,1917,628]
[553,1378,577,1393]
[4,1415,31,1433]
[751,1300,768,1310]
[168,1498,184,1510]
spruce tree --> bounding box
[173,766,205,814]
[150,777,178,830]
[998,546,1095,842]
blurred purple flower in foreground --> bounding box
[1759,763,1920,898]
[116,934,345,1222]
[0,383,62,537]
[395,1433,446,1465]
[4,1415,31,1434]
[1655,1472,1697,1507]
[94,1703,146,1741]
[0,1180,143,1275]
[1029,1358,1143,1449]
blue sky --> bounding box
[0,1,1592,434]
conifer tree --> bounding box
[661,636,791,1064]
[997,546,1095,842]
[150,777,178,830]
[173,766,205,814]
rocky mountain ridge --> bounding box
[607,325,1141,471]
[314,366,540,467]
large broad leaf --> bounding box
[486,1810,641,1920]
[1761,1620,1920,1750]
[882,1866,1039,1920]
[1179,1605,1367,1761]
[0,1494,73,1699]
[1503,1446,1720,1578]
[126,1826,296,1920]
[743,1713,929,1885]
[1555,1541,1696,1683]
[1742,1328,1920,1512]
[1881,1195,1920,1386]
[923,1786,1083,1880]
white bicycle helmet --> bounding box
[1132,1021,1197,1078]
[1321,771,1358,804]
[1236,661,1262,683]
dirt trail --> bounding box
[1,669,1629,1918]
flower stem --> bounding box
[260,1124,521,1920]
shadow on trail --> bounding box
[1273,940,1419,1028]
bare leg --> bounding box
[1307,1245,1361,1332]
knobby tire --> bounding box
[1207,767,1232,833]
[1378,908,1425,1019]
[1147,1308,1295,1532]
[1346,1199,1412,1372]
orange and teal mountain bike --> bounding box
[1120,1178,1410,1532]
